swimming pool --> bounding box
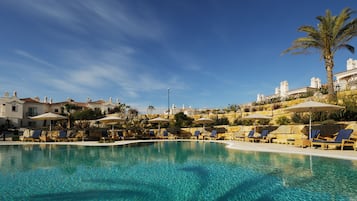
[1,141,357,200]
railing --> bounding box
[26,112,39,117]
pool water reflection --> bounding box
[1,141,357,200]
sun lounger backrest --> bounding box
[310,129,320,139]
[118,130,123,137]
[194,130,200,136]
[335,129,353,142]
[261,130,269,138]
[210,130,217,137]
[32,130,42,138]
[23,129,31,138]
[149,130,155,136]
[163,130,168,136]
[101,130,109,137]
[247,130,254,138]
[59,130,67,138]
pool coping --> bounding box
[1,140,357,161]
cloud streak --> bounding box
[10,0,164,42]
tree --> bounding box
[147,105,155,114]
[127,108,139,119]
[283,8,357,101]
[108,102,127,116]
[174,112,194,128]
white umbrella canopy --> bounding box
[243,114,272,133]
[148,117,170,134]
[194,117,214,131]
[194,117,214,124]
[97,116,125,124]
[243,114,272,120]
[97,116,125,131]
[285,101,344,139]
[284,101,344,113]
[30,112,67,131]
[148,117,170,124]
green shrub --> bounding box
[276,116,290,125]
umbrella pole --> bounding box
[253,121,257,133]
[158,124,161,136]
[309,112,312,141]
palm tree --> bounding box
[147,105,155,114]
[283,8,357,101]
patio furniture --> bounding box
[191,130,200,140]
[207,130,217,140]
[55,130,68,142]
[24,130,42,142]
[99,130,114,143]
[246,130,255,142]
[311,129,353,150]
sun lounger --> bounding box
[254,130,269,142]
[294,129,320,147]
[67,130,80,141]
[309,129,321,140]
[246,130,255,142]
[24,130,42,142]
[118,130,124,140]
[20,129,31,141]
[207,130,217,140]
[99,130,114,143]
[191,130,200,140]
[149,130,156,139]
[55,130,68,142]
[247,130,269,143]
[311,129,353,150]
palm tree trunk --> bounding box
[324,56,336,102]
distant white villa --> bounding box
[0,92,119,128]
[335,58,357,90]
[257,58,357,103]
[257,77,321,103]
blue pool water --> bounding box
[1,141,357,201]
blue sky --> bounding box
[1,0,357,113]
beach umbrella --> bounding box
[243,114,272,120]
[30,112,67,131]
[97,115,125,131]
[243,114,272,133]
[285,101,344,140]
[148,117,169,135]
[194,117,214,131]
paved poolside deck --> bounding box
[1,140,357,161]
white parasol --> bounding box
[30,112,67,131]
[148,117,169,135]
[285,101,344,140]
[194,117,214,131]
[97,115,125,131]
[243,114,272,133]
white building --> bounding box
[0,91,120,128]
[335,58,357,90]
[310,77,321,89]
[0,91,24,127]
[257,78,320,103]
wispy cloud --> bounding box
[0,0,195,110]
[11,0,164,41]
[14,50,57,69]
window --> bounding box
[28,107,38,116]
[12,105,17,112]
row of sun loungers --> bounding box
[311,129,354,150]
[236,128,356,150]
[20,129,85,142]
[191,130,218,140]
[17,127,357,150]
